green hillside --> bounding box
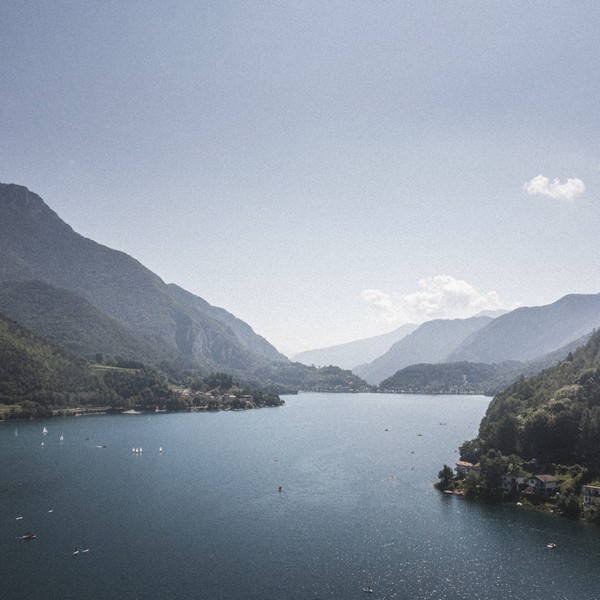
[0,280,200,379]
[0,313,105,412]
[0,313,285,418]
[472,329,600,466]
[379,361,518,394]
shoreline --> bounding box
[435,485,596,525]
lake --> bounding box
[1,393,599,599]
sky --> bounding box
[1,1,599,357]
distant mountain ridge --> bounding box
[292,323,418,370]
[448,293,600,363]
[353,316,493,385]
[378,331,594,395]
[0,183,286,376]
[353,294,600,386]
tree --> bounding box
[436,464,454,490]
[478,450,509,501]
[459,438,483,463]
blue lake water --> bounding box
[2,393,599,600]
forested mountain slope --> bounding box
[0,280,198,378]
[465,329,600,466]
[0,313,102,406]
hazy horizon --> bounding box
[2,2,599,356]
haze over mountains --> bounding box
[2,182,599,396]
[354,316,493,385]
[293,323,418,370]
[353,295,600,385]
[447,294,600,363]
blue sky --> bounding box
[1,2,599,356]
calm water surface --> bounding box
[1,393,599,599]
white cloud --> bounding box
[361,275,507,325]
[524,174,586,202]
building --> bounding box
[582,485,600,505]
[528,474,558,496]
[502,474,526,492]
[455,461,480,478]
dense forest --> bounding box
[444,329,600,522]
[252,362,373,392]
[466,329,600,466]
[379,361,518,394]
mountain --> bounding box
[353,316,493,385]
[0,183,286,376]
[292,323,418,369]
[167,283,286,363]
[379,331,595,396]
[448,294,600,364]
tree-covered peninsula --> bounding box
[438,329,600,523]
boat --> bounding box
[21,533,36,540]
[15,428,18,436]
[362,587,373,593]
[59,434,64,442]
[547,542,557,549]
[42,426,48,434]
[73,548,80,555]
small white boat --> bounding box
[59,434,64,442]
[159,447,163,453]
[42,427,48,434]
